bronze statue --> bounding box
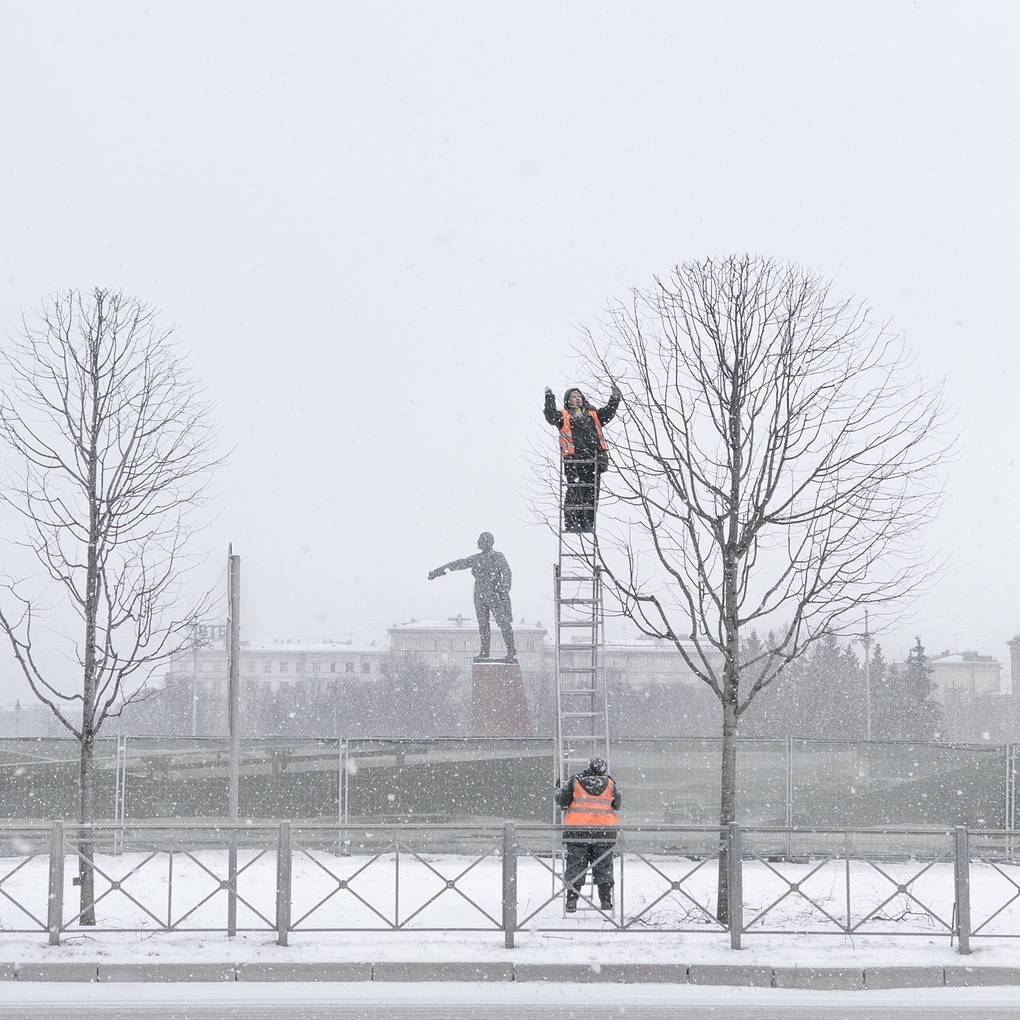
[428,532,517,663]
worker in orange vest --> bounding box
[554,756,622,912]
[543,385,621,533]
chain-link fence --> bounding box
[0,736,1014,835]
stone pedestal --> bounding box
[471,661,531,736]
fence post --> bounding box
[502,823,517,949]
[227,831,238,938]
[784,737,793,860]
[727,822,743,950]
[954,825,971,955]
[276,821,292,947]
[47,821,64,946]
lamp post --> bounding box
[859,609,873,741]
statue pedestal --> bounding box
[471,661,531,736]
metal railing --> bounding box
[3,821,1020,952]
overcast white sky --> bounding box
[1,1,1018,701]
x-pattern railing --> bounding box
[4,820,1019,954]
[738,828,956,939]
[289,827,504,932]
[619,849,726,932]
[57,825,278,935]
[0,840,47,932]
[851,853,953,933]
[161,843,275,932]
[967,831,1020,938]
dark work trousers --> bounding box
[563,458,600,532]
[564,838,615,891]
[474,592,515,658]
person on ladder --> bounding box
[555,756,622,912]
[543,384,621,532]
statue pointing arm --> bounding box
[428,554,478,581]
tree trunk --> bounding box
[79,298,103,927]
[78,729,96,926]
[716,693,739,924]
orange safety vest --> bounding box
[559,408,608,460]
[562,777,619,827]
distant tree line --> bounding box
[108,637,947,744]
[740,633,943,742]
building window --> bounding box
[361,661,371,674]
[330,662,336,673]
[280,662,289,674]
[345,662,354,673]
[312,662,320,674]
[263,662,271,674]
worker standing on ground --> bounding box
[543,385,621,532]
[555,756,622,912]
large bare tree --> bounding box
[576,255,949,920]
[0,289,221,924]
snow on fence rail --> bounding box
[1,821,1019,952]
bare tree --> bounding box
[0,289,222,924]
[575,255,949,920]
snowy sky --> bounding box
[0,1,1018,701]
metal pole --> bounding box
[784,737,793,860]
[502,822,517,949]
[47,821,64,946]
[191,635,199,738]
[727,822,743,950]
[954,826,971,955]
[276,821,292,947]
[227,548,241,937]
[228,549,241,819]
[860,609,872,741]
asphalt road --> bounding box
[3,984,1020,1020]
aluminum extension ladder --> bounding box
[553,457,611,916]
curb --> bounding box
[3,961,1020,988]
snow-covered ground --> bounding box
[2,846,1020,968]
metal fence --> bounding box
[2,820,1019,953]
[1,736,1015,833]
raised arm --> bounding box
[543,387,563,428]
[596,385,622,425]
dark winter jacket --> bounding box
[543,388,621,466]
[555,771,623,842]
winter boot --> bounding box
[565,891,579,913]
[598,883,614,910]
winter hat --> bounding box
[585,757,608,776]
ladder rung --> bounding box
[560,689,598,695]
[562,711,599,718]
[558,598,597,605]
[560,644,596,651]
[558,667,596,673]
[559,621,595,629]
